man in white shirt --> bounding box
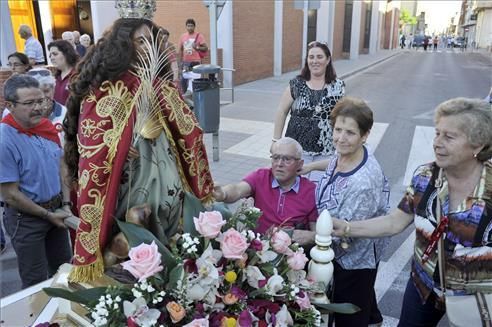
[18,24,45,65]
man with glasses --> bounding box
[213,137,317,235]
[0,75,72,288]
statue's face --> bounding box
[132,24,152,58]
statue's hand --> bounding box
[126,203,151,228]
[128,146,140,160]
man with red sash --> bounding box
[0,75,72,288]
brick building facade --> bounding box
[1,0,400,105]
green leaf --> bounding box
[211,202,232,220]
[183,191,206,235]
[314,302,360,314]
[43,287,108,306]
[116,220,178,269]
[167,264,184,290]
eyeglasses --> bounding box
[270,155,301,165]
[13,98,49,107]
[7,62,26,67]
[27,70,52,77]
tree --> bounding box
[400,9,417,30]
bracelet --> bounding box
[342,220,350,238]
[272,138,278,142]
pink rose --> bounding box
[220,228,249,259]
[183,318,210,327]
[271,230,292,254]
[295,291,312,310]
[121,241,163,281]
[194,211,226,238]
[287,249,309,270]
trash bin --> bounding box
[192,64,221,133]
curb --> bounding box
[339,51,403,80]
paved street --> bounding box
[1,47,491,326]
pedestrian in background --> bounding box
[7,52,32,75]
[423,36,429,51]
[297,98,390,326]
[407,33,414,49]
[330,98,492,326]
[27,68,67,142]
[0,75,72,288]
[79,34,92,51]
[72,30,86,57]
[273,41,345,183]
[18,24,45,65]
[48,40,79,105]
[178,18,208,92]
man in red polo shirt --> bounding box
[213,137,317,236]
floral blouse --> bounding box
[398,161,492,303]
[285,77,345,156]
[316,147,390,269]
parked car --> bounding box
[452,37,465,48]
[412,35,425,48]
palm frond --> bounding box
[131,27,174,146]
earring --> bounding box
[474,153,478,158]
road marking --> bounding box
[382,315,400,326]
[413,109,434,120]
[219,117,389,159]
[403,126,435,186]
[375,231,415,302]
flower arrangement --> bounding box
[44,197,357,326]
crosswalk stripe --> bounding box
[403,126,435,186]
[219,118,389,159]
[375,231,415,302]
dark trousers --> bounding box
[0,217,5,246]
[332,261,383,326]
[180,61,201,92]
[398,279,445,327]
[3,207,71,288]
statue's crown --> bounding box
[115,0,156,20]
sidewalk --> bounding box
[204,48,402,185]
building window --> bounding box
[363,1,372,49]
[342,0,353,53]
[307,9,317,45]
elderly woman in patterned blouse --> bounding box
[272,41,345,183]
[330,98,492,326]
[298,97,390,326]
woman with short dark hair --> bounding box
[297,97,389,326]
[47,39,78,104]
[273,42,345,182]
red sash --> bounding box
[1,114,61,147]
